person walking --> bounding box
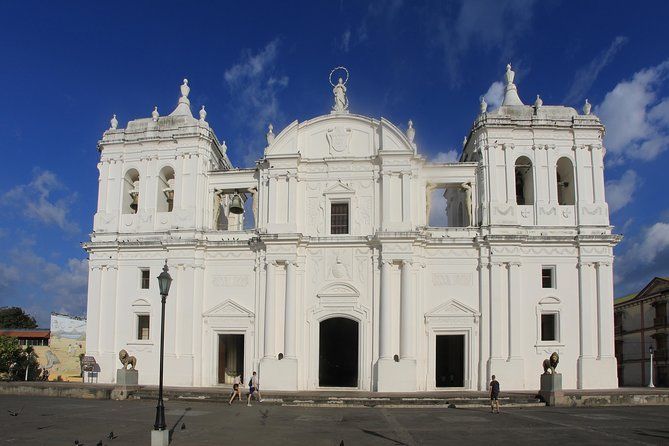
[490,374,500,413]
[247,371,263,406]
[228,374,242,405]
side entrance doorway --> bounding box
[319,317,358,387]
[435,334,465,388]
[218,334,244,384]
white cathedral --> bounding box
[84,65,620,392]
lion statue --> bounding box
[118,349,137,370]
[542,352,559,375]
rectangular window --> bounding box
[541,267,555,289]
[330,202,349,234]
[140,269,150,289]
[137,315,150,340]
[541,313,557,341]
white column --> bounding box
[85,266,102,353]
[507,262,521,359]
[99,266,118,354]
[400,261,415,359]
[478,260,490,390]
[596,261,615,358]
[267,176,277,227]
[287,174,297,226]
[591,145,605,203]
[401,172,411,226]
[578,262,596,358]
[379,260,392,359]
[503,145,514,204]
[284,261,296,358]
[381,172,391,229]
[489,263,503,359]
[263,261,276,358]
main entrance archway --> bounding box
[319,317,358,387]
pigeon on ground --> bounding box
[181,423,186,430]
[8,407,23,417]
[97,442,103,446]
[108,431,117,440]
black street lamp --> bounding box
[154,261,172,432]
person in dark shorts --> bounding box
[247,371,263,406]
[490,375,500,413]
[228,375,242,405]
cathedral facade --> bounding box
[84,66,619,391]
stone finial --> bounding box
[169,78,193,117]
[462,136,467,148]
[501,63,523,106]
[583,98,592,115]
[199,105,207,122]
[110,114,118,130]
[505,63,515,84]
[534,95,543,112]
[152,106,159,122]
[180,79,190,104]
[479,96,488,114]
[406,120,415,143]
[266,123,275,145]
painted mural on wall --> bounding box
[43,313,86,381]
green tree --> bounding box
[0,336,23,376]
[0,307,38,329]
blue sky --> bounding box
[1,1,668,327]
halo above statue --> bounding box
[329,66,350,87]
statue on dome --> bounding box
[329,66,350,113]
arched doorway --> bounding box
[319,317,358,387]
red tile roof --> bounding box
[0,329,50,339]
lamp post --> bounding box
[648,346,655,388]
[154,261,172,433]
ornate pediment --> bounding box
[202,299,254,318]
[538,296,561,305]
[425,299,480,321]
[323,180,355,196]
[317,282,360,299]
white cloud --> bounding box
[596,60,669,163]
[564,36,628,104]
[340,29,351,52]
[0,169,79,234]
[614,220,669,291]
[432,150,459,163]
[429,0,537,85]
[605,169,638,213]
[223,39,288,166]
[483,81,504,111]
[0,246,88,327]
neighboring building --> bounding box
[84,65,620,391]
[0,329,50,347]
[615,277,669,387]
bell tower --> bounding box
[94,79,231,236]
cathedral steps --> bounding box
[130,387,545,408]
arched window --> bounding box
[157,166,175,212]
[514,156,534,205]
[123,169,140,214]
[556,157,575,205]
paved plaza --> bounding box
[1,395,669,445]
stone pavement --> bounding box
[2,395,669,445]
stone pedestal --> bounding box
[151,429,169,446]
[375,358,417,392]
[539,373,563,406]
[117,368,139,386]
